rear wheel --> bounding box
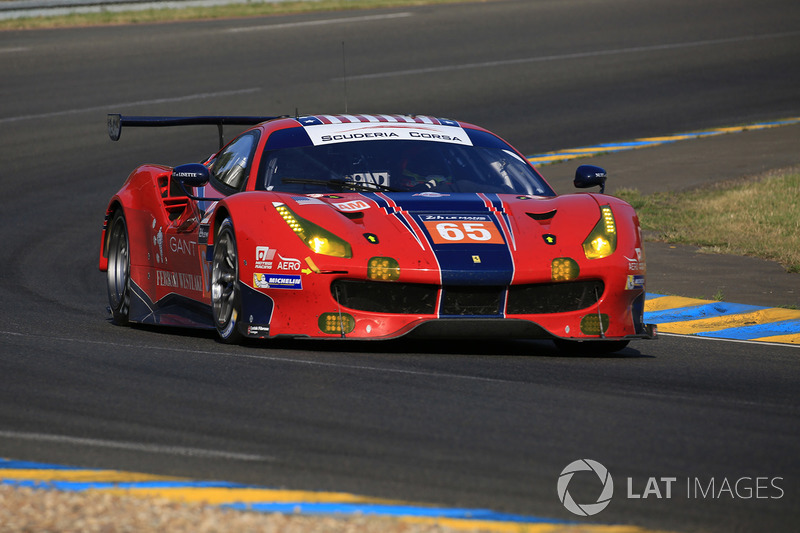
[553,339,630,356]
[106,211,131,325]
[211,218,243,344]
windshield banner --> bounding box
[303,122,473,147]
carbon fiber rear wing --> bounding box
[107,114,283,149]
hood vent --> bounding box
[526,209,557,223]
[339,210,365,220]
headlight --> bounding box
[583,205,617,259]
[274,202,352,258]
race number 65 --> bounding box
[425,220,504,244]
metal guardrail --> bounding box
[0,0,296,19]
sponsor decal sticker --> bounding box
[198,225,210,243]
[346,172,390,189]
[255,246,276,270]
[156,270,203,292]
[255,246,301,271]
[626,275,645,290]
[254,273,303,290]
[169,236,196,256]
[333,199,371,212]
[625,248,646,272]
[412,192,449,197]
[247,325,270,336]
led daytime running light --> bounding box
[583,205,617,259]
[368,257,400,281]
[551,257,580,281]
[273,202,352,258]
[319,312,355,334]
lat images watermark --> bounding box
[557,459,785,517]
[557,459,614,516]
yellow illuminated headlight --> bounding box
[551,257,580,281]
[274,202,352,258]
[307,235,350,258]
[368,257,400,281]
[583,205,617,259]
[319,312,355,334]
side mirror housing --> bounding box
[574,165,607,194]
[172,163,210,187]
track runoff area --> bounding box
[0,457,663,533]
[528,117,800,347]
[1,120,796,533]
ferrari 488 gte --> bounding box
[100,113,655,353]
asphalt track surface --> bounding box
[0,1,798,531]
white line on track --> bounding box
[657,332,798,349]
[0,87,261,124]
[0,430,273,462]
[345,30,800,80]
[0,47,28,53]
[0,330,520,384]
[224,12,412,33]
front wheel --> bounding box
[211,218,244,344]
[106,211,131,325]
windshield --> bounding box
[256,139,554,196]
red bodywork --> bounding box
[100,115,654,345]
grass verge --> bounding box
[615,167,800,273]
[0,0,487,30]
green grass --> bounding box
[0,0,488,30]
[615,168,800,273]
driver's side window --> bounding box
[210,132,259,192]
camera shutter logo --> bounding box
[557,459,614,516]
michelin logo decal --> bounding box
[254,274,302,290]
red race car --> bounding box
[100,114,655,353]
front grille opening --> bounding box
[506,280,603,314]
[440,286,503,316]
[332,279,603,316]
[332,280,437,314]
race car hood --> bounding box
[266,191,611,286]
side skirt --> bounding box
[128,279,215,329]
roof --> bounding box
[296,114,462,127]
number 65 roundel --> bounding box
[423,219,505,244]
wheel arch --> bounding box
[99,200,125,271]
[211,205,232,243]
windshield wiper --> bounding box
[282,177,402,193]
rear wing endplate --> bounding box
[107,114,282,149]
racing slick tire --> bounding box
[106,211,131,325]
[553,339,630,356]
[211,218,244,344]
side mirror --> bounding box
[172,163,210,187]
[574,165,607,194]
